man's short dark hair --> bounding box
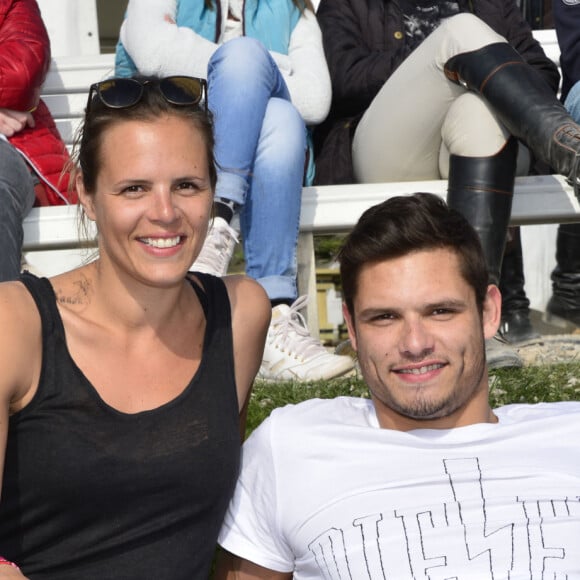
[338,192,489,317]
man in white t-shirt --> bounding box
[216,193,580,580]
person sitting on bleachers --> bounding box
[0,0,75,282]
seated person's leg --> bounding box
[442,93,526,367]
[352,13,506,183]
[0,139,36,281]
[441,94,540,345]
[193,37,290,276]
[241,98,304,304]
[499,226,542,343]
[564,80,580,123]
[445,41,580,198]
[547,223,580,327]
[546,81,580,328]
[351,14,525,367]
[243,98,354,382]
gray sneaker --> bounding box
[485,333,523,369]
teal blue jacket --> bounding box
[115,0,301,78]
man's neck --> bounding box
[371,391,497,432]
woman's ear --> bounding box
[482,284,502,340]
[76,172,96,221]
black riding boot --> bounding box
[546,223,580,327]
[447,137,518,285]
[499,226,542,344]
[445,42,580,199]
[447,138,523,368]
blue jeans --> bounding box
[207,37,306,302]
[0,139,36,281]
[564,81,580,124]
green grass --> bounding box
[245,362,580,437]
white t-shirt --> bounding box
[218,397,580,579]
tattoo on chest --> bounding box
[57,275,92,305]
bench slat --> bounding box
[23,175,580,252]
[43,93,89,118]
[301,174,580,232]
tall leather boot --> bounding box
[447,137,523,368]
[546,223,580,327]
[499,226,542,344]
[447,137,517,285]
[445,42,580,199]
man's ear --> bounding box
[343,302,358,352]
[482,284,502,340]
[76,173,96,221]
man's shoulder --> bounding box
[495,400,580,423]
[248,396,375,445]
[269,395,374,425]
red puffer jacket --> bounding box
[0,0,76,205]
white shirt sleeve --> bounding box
[120,0,218,79]
[271,9,331,125]
[218,415,295,573]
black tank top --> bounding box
[0,272,240,580]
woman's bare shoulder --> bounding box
[223,274,271,321]
[0,280,42,404]
[0,280,40,328]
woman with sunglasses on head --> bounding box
[0,75,271,580]
[114,0,355,382]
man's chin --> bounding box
[392,396,457,421]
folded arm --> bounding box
[121,0,218,78]
[272,10,331,125]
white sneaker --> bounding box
[258,296,355,382]
[191,217,239,277]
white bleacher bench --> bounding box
[24,29,580,337]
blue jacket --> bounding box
[553,0,580,102]
[115,0,301,78]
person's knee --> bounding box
[208,37,269,78]
[439,13,485,36]
[262,98,306,154]
[438,13,503,50]
[0,140,29,176]
[442,92,509,158]
[0,145,35,215]
[253,99,306,185]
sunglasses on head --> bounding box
[86,76,208,113]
